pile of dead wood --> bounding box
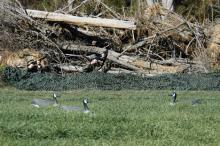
[0,0,216,76]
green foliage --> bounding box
[0,89,220,145]
[0,65,5,73]
[2,67,220,91]
[0,66,7,88]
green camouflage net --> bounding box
[2,67,220,91]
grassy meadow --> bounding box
[0,88,220,146]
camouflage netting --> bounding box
[2,67,220,91]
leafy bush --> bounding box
[2,66,220,91]
[0,66,7,87]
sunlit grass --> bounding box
[0,89,220,146]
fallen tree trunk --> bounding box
[57,64,137,74]
[26,9,136,30]
[58,64,83,72]
[107,68,137,74]
[61,44,190,73]
[61,44,142,71]
[61,44,138,62]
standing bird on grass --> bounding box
[169,91,177,105]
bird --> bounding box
[169,91,177,105]
[31,92,59,108]
[59,98,90,113]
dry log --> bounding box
[131,59,190,74]
[108,55,140,71]
[62,44,104,54]
[58,64,83,72]
[56,64,137,74]
[26,9,136,30]
[62,44,137,61]
[61,44,141,71]
[105,68,136,74]
[61,44,190,73]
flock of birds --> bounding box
[31,91,203,112]
[31,92,90,113]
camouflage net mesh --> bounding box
[2,67,220,91]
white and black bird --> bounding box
[169,91,177,105]
[31,92,59,108]
[59,98,90,113]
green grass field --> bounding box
[0,88,220,146]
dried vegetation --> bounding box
[0,0,219,75]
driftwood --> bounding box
[61,44,141,72]
[57,64,137,75]
[57,64,83,72]
[26,9,136,30]
[62,44,136,61]
[61,44,191,73]
[107,68,136,74]
[0,0,211,75]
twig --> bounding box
[120,22,185,57]
[68,0,90,14]
[98,0,121,19]
[185,37,195,55]
[147,34,157,58]
[55,0,75,13]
